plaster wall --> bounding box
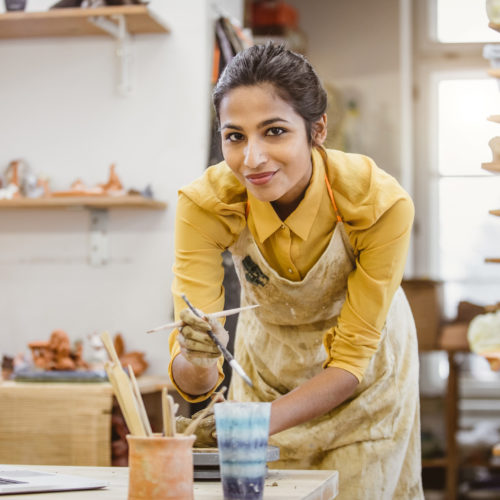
[0,0,242,374]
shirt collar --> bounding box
[248,148,325,243]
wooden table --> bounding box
[0,466,339,499]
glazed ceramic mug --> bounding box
[127,433,195,500]
[215,402,271,500]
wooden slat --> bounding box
[490,209,500,217]
[485,258,500,263]
[0,195,166,210]
[0,5,169,39]
[422,457,448,468]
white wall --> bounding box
[0,0,241,374]
[288,0,402,179]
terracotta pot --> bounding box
[127,434,195,500]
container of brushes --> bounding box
[127,433,195,500]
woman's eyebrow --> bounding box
[221,118,290,131]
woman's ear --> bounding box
[312,114,327,146]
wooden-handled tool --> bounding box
[183,386,227,437]
[182,294,254,388]
[146,304,259,334]
[100,331,147,437]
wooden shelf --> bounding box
[0,5,169,39]
[490,209,500,216]
[482,162,500,173]
[489,22,500,33]
[488,68,500,78]
[0,195,166,210]
[485,258,500,263]
[487,114,500,123]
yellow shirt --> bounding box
[169,147,414,401]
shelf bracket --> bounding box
[89,208,109,267]
[88,14,132,96]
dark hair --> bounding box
[213,42,327,144]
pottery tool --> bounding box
[146,304,260,334]
[181,294,254,388]
[100,331,146,437]
[128,364,153,437]
[183,386,227,437]
[162,387,177,437]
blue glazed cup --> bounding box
[214,402,271,500]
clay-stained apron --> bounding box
[228,170,423,500]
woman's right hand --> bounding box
[178,308,229,368]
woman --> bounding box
[169,43,423,499]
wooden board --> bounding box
[0,466,339,499]
[0,195,166,210]
[485,257,500,263]
[490,209,500,217]
[0,6,169,39]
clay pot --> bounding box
[127,434,195,500]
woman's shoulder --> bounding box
[179,161,247,214]
[323,148,413,228]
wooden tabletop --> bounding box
[0,466,339,499]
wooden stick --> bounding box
[183,386,226,437]
[162,387,176,437]
[146,304,259,333]
[128,365,152,437]
[100,331,146,436]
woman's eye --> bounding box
[225,132,244,142]
[267,127,286,136]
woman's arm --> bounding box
[269,366,358,435]
[171,352,220,397]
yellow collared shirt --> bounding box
[169,148,414,401]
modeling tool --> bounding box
[162,387,177,437]
[183,386,227,437]
[128,364,153,437]
[100,331,146,436]
[146,304,260,334]
[181,294,254,388]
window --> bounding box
[415,0,500,318]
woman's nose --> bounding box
[243,141,268,169]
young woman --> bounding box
[169,43,423,499]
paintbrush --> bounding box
[181,294,253,388]
[183,386,227,437]
[146,304,259,334]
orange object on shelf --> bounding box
[251,1,298,29]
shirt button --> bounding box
[281,224,286,229]
[288,268,293,273]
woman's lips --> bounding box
[245,171,276,185]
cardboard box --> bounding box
[402,279,443,351]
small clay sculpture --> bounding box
[113,333,148,377]
[28,330,89,371]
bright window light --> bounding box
[437,0,498,43]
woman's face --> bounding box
[219,84,316,208]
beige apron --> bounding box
[228,166,423,499]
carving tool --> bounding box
[162,387,177,437]
[181,294,254,388]
[183,386,227,437]
[100,331,146,437]
[128,364,152,437]
[146,304,260,334]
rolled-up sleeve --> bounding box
[323,197,415,382]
